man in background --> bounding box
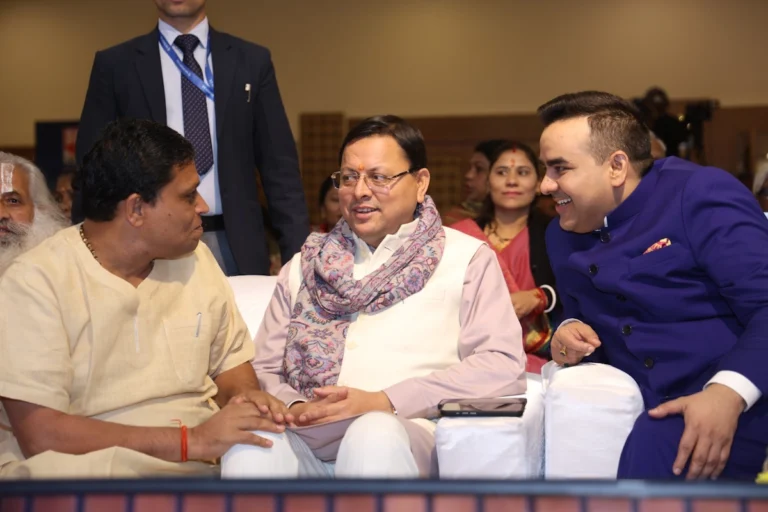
[75,0,309,276]
[638,87,688,158]
[54,166,76,220]
[0,152,68,275]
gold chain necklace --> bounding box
[79,224,98,261]
[487,222,513,242]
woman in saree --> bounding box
[452,140,561,373]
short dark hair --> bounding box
[80,118,195,221]
[473,139,510,164]
[338,115,426,170]
[475,140,541,230]
[537,91,653,174]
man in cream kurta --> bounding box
[0,119,287,478]
[0,228,249,477]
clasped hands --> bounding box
[187,388,393,460]
[552,321,746,480]
[228,386,393,428]
[291,387,393,426]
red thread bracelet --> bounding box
[180,425,188,462]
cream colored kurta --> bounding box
[0,226,254,478]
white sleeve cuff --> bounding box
[705,371,762,411]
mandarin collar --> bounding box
[603,158,664,228]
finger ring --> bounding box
[559,345,568,357]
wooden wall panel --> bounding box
[0,146,35,161]
[300,113,345,226]
[702,106,768,188]
[347,104,768,195]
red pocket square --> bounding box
[643,238,672,254]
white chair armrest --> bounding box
[435,374,544,479]
[544,362,644,479]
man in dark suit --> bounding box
[75,0,309,276]
[541,91,768,480]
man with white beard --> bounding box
[0,153,68,275]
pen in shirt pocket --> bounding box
[195,312,202,338]
[245,83,251,103]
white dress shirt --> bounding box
[158,18,221,215]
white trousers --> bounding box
[221,412,420,478]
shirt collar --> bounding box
[353,217,420,260]
[158,17,209,50]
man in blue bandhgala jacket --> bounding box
[540,91,768,480]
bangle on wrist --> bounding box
[540,284,557,314]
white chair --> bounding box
[227,275,278,338]
[542,361,644,479]
[435,374,545,479]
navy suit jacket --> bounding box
[75,27,309,275]
[546,158,768,437]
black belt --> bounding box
[201,215,225,232]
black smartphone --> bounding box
[438,397,527,417]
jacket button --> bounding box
[616,294,627,302]
[600,231,612,243]
[588,264,599,275]
[644,358,655,369]
[622,325,632,335]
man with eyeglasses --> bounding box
[222,115,527,478]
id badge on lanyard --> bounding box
[159,32,215,102]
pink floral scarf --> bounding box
[284,196,445,398]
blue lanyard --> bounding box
[159,32,215,102]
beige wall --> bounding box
[2,0,768,147]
